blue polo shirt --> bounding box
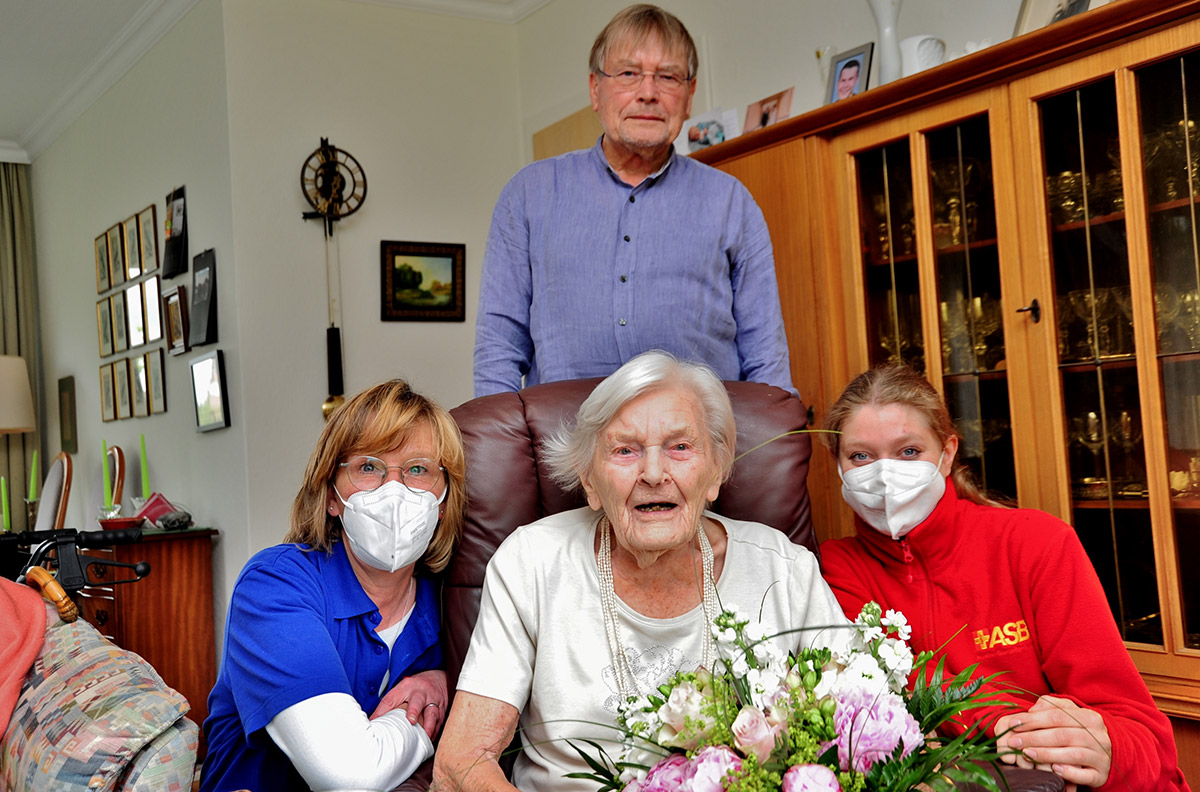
[199,542,442,792]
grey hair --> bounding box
[588,4,698,81]
[543,351,735,492]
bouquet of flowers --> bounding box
[569,602,1012,792]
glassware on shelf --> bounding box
[1069,288,1117,358]
[1155,282,1182,351]
[1046,170,1085,224]
[1071,410,1108,491]
[939,297,972,374]
[1110,409,1144,495]
[1179,289,1200,350]
[1108,285,1135,356]
[969,296,1002,369]
[930,158,979,245]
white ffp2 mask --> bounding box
[335,480,446,572]
[839,455,945,540]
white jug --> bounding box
[900,35,946,78]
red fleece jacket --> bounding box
[0,577,46,735]
[820,483,1188,792]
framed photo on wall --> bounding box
[131,354,149,418]
[147,348,166,414]
[95,234,110,293]
[107,224,125,288]
[144,275,162,342]
[97,299,114,357]
[100,364,116,422]
[111,291,128,353]
[124,215,141,280]
[138,204,158,273]
[58,376,78,454]
[190,349,230,432]
[827,43,873,104]
[113,357,132,420]
[380,240,466,322]
[125,282,145,348]
[164,285,189,355]
[189,249,218,346]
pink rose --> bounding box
[686,746,742,792]
[782,764,840,792]
[641,753,691,792]
[731,706,782,763]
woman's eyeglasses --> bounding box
[339,456,444,493]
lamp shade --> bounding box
[0,356,35,433]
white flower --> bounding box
[882,609,912,641]
[877,637,914,692]
[859,623,884,644]
[744,621,768,642]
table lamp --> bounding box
[0,356,35,434]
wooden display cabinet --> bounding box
[696,0,1200,729]
[77,528,218,738]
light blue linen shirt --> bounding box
[473,137,794,396]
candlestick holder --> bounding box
[98,504,121,521]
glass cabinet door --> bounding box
[926,117,1016,498]
[1138,52,1200,650]
[855,141,922,372]
[1037,78,1161,645]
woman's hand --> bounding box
[371,669,448,739]
[994,695,1112,790]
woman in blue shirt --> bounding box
[200,379,465,792]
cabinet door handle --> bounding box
[95,608,109,626]
[1016,299,1042,323]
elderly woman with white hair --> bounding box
[435,351,846,792]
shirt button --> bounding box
[618,318,627,326]
[370,613,380,624]
[619,275,627,283]
[623,235,631,242]
[629,196,635,203]
[374,646,384,655]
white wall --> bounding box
[31,0,243,620]
[514,0,1022,160]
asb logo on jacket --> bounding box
[973,620,1029,651]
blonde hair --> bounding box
[589,4,698,80]
[822,364,1005,507]
[285,379,466,572]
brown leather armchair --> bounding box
[441,377,816,696]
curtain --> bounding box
[0,162,42,532]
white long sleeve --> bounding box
[265,692,432,792]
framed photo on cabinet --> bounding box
[164,285,189,355]
[113,357,132,419]
[131,354,149,417]
[147,348,166,414]
[190,349,230,432]
[1014,0,1093,36]
[99,364,116,422]
[138,204,158,273]
[124,215,141,280]
[97,299,114,357]
[107,224,125,288]
[95,234,110,293]
[111,291,128,353]
[827,43,873,104]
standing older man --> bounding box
[472,4,794,397]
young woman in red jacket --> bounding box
[819,364,1188,792]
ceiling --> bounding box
[0,0,548,164]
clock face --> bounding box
[301,144,367,219]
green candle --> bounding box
[29,449,38,501]
[1,476,9,532]
[140,433,150,499]
[102,440,112,509]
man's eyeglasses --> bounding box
[339,456,444,493]
[597,69,693,94]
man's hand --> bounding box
[371,669,448,739]
[994,695,1112,790]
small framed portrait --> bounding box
[1014,0,1095,36]
[138,204,158,273]
[190,349,230,432]
[147,348,166,414]
[95,234,110,293]
[107,224,126,288]
[131,354,150,418]
[124,215,141,280]
[144,275,162,343]
[125,282,145,348]
[674,108,742,155]
[743,87,794,134]
[164,284,190,355]
[827,44,874,104]
[113,357,132,420]
[380,240,466,322]
[99,364,116,423]
[58,376,78,454]
[111,291,128,353]
[97,299,114,357]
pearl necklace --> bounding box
[596,514,719,703]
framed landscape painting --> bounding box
[380,240,465,322]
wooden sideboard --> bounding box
[78,527,218,739]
